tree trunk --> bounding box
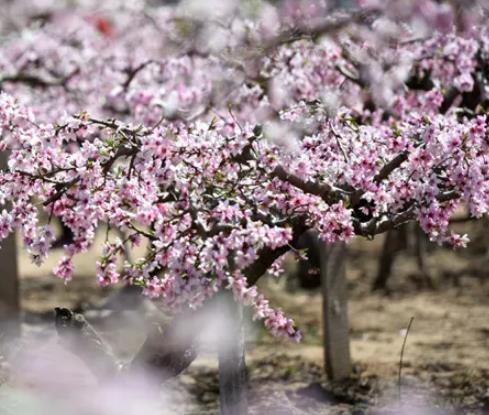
[295,230,321,290]
[318,240,351,381]
[0,231,19,346]
[372,227,407,291]
[55,306,199,382]
[129,308,198,381]
[0,152,20,352]
[217,290,248,415]
[52,220,308,391]
[54,307,119,379]
[55,293,249,415]
[412,224,434,289]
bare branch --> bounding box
[374,151,409,183]
[0,68,79,90]
[244,217,308,285]
[272,165,346,205]
[355,190,460,237]
[122,60,160,91]
[263,9,380,52]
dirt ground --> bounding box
[1,225,489,414]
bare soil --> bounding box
[1,227,489,414]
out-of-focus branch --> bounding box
[122,60,161,91]
[440,86,459,114]
[262,8,380,52]
[0,69,79,90]
[54,307,120,379]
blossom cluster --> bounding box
[1,0,489,340]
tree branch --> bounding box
[271,165,346,205]
[244,217,308,285]
[0,69,79,90]
[374,152,409,184]
[122,60,159,91]
[263,9,380,52]
[54,307,120,379]
[354,190,460,237]
[52,217,309,381]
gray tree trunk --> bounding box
[0,152,20,351]
[217,290,248,415]
[318,240,351,381]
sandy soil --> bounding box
[1,227,489,414]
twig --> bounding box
[272,165,346,205]
[329,121,349,162]
[122,60,158,91]
[398,316,414,404]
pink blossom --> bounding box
[0,0,489,339]
[53,256,74,282]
